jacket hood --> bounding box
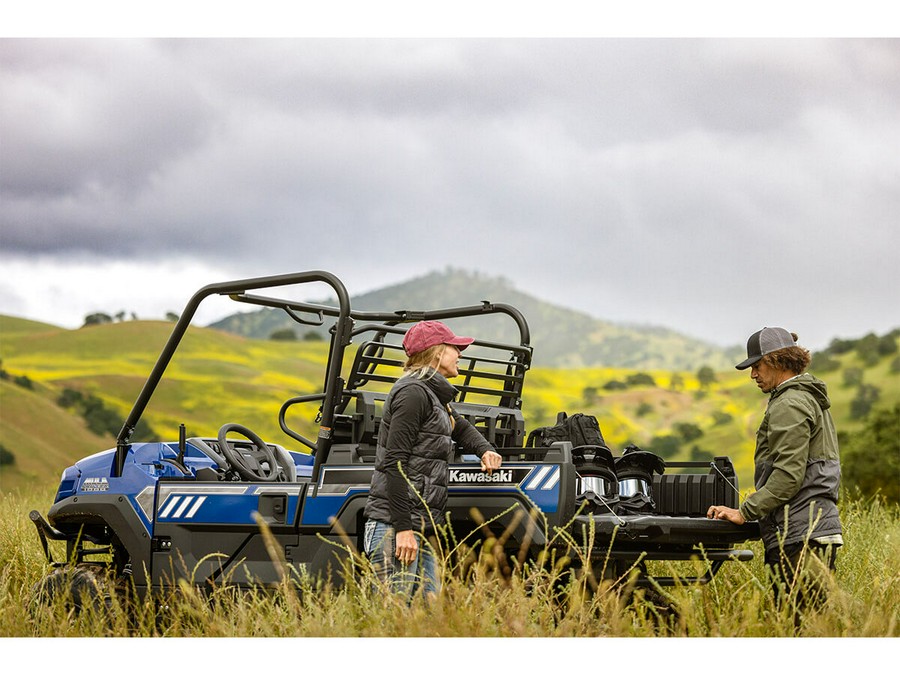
[772,372,831,410]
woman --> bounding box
[363,320,503,600]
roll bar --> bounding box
[114,271,352,477]
[114,270,532,483]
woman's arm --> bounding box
[382,385,428,532]
[450,410,502,472]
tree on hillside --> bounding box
[811,352,841,373]
[626,372,656,387]
[697,365,716,389]
[878,333,899,356]
[647,434,680,458]
[57,387,156,440]
[83,312,113,327]
[674,422,703,442]
[827,337,856,355]
[0,443,14,466]
[855,333,881,366]
[843,367,864,388]
[669,373,684,391]
[165,312,180,322]
[636,402,654,418]
[712,410,733,426]
[13,374,33,390]
[269,328,298,341]
[689,445,714,462]
[850,384,881,420]
[841,403,900,503]
[582,386,600,405]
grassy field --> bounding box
[2,316,898,642]
[1,484,898,639]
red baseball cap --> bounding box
[402,321,475,356]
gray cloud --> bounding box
[2,38,899,349]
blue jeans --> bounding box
[363,519,440,601]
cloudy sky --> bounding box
[2,15,899,351]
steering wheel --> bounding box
[217,423,281,482]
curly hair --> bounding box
[761,335,811,375]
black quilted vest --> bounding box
[364,374,456,530]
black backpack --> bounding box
[525,411,608,449]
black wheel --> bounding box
[30,564,114,614]
[217,423,280,482]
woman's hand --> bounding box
[706,505,746,525]
[395,529,418,565]
[480,450,502,474]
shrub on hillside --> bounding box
[0,362,34,389]
[696,366,716,389]
[841,403,900,503]
[674,422,703,442]
[13,374,33,390]
[810,352,841,373]
[689,445,714,462]
[57,387,156,440]
[712,410,733,426]
[0,444,14,466]
[57,388,84,408]
[850,384,881,420]
[82,312,113,327]
[647,434,680,458]
[877,333,898,356]
[625,372,656,387]
[843,367,864,388]
[269,328,298,341]
[827,337,856,355]
[635,402,653,417]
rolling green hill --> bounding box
[210,268,743,371]
[1,314,898,496]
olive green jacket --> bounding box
[739,373,843,550]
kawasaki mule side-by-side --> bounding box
[29,270,759,601]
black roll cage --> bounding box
[115,271,532,482]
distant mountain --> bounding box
[208,269,740,370]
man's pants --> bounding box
[363,519,440,601]
[764,540,839,614]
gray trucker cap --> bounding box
[735,327,797,370]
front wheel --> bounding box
[30,564,116,615]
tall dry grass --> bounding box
[1,486,898,638]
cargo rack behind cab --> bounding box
[277,303,536,467]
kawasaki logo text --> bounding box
[449,469,514,484]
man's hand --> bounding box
[706,505,746,525]
[394,529,418,565]
[480,450,502,474]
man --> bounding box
[707,327,842,611]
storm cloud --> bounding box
[2,38,898,348]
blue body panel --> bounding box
[54,442,315,533]
[299,462,562,527]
